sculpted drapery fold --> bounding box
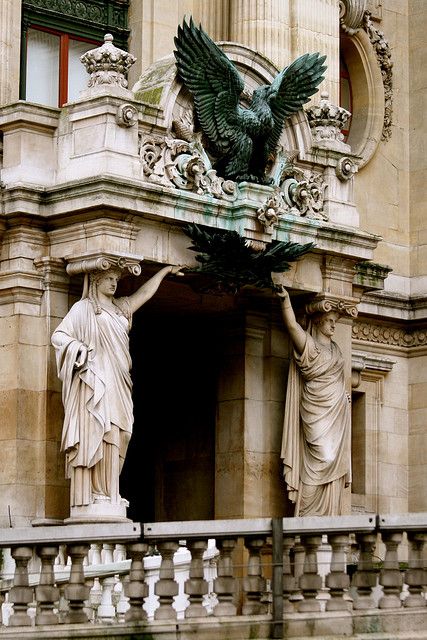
[52,297,133,507]
[282,326,351,516]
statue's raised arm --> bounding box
[277,289,351,517]
[52,263,183,522]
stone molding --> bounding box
[352,320,427,349]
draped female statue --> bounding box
[276,287,351,516]
[52,264,183,519]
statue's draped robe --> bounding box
[52,298,133,506]
[281,333,351,516]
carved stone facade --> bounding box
[0,0,426,529]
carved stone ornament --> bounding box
[65,253,142,277]
[116,103,138,127]
[80,33,136,88]
[306,91,351,151]
[261,156,328,222]
[139,125,238,201]
[352,321,427,348]
[339,0,368,35]
[336,156,358,181]
[363,12,393,141]
[306,295,358,318]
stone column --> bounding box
[290,0,340,104]
[229,0,292,69]
[0,0,21,106]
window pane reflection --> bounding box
[68,38,92,102]
[26,28,59,107]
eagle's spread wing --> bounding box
[174,18,244,155]
[266,53,327,156]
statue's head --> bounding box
[311,311,339,339]
[88,267,123,313]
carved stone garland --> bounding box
[362,11,393,142]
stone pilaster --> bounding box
[0,0,21,106]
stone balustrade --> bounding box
[0,514,426,638]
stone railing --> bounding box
[0,514,426,639]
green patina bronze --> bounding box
[184,223,314,294]
[174,17,326,185]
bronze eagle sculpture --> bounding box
[174,18,327,185]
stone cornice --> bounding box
[0,101,60,132]
[0,176,380,263]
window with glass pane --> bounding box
[26,28,60,107]
[340,57,352,139]
[68,38,93,102]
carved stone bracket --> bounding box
[65,252,143,277]
[80,34,136,89]
[339,0,368,35]
[139,131,238,201]
[306,294,359,318]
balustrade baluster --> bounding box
[114,544,127,562]
[125,543,148,622]
[242,537,268,615]
[404,532,427,608]
[0,591,4,625]
[379,532,403,609]
[298,535,322,612]
[115,577,129,621]
[8,546,33,626]
[98,576,117,621]
[185,539,209,618]
[213,538,237,616]
[89,543,102,566]
[351,533,377,609]
[283,535,296,613]
[154,541,179,620]
[88,577,102,622]
[325,534,351,611]
[35,545,60,625]
[64,544,90,623]
[102,543,115,564]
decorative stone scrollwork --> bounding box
[362,12,393,141]
[306,92,351,152]
[306,296,358,318]
[80,34,136,88]
[116,104,138,127]
[339,0,368,35]
[336,157,358,181]
[139,130,238,201]
[65,253,142,277]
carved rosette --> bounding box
[65,253,142,277]
[352,321,427,348]
[306,296,359,318]
[80,34,136,88]
[116,103,138,127]
[339,0,368,35]
[306,92,351,151]
[336,157,358,181]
